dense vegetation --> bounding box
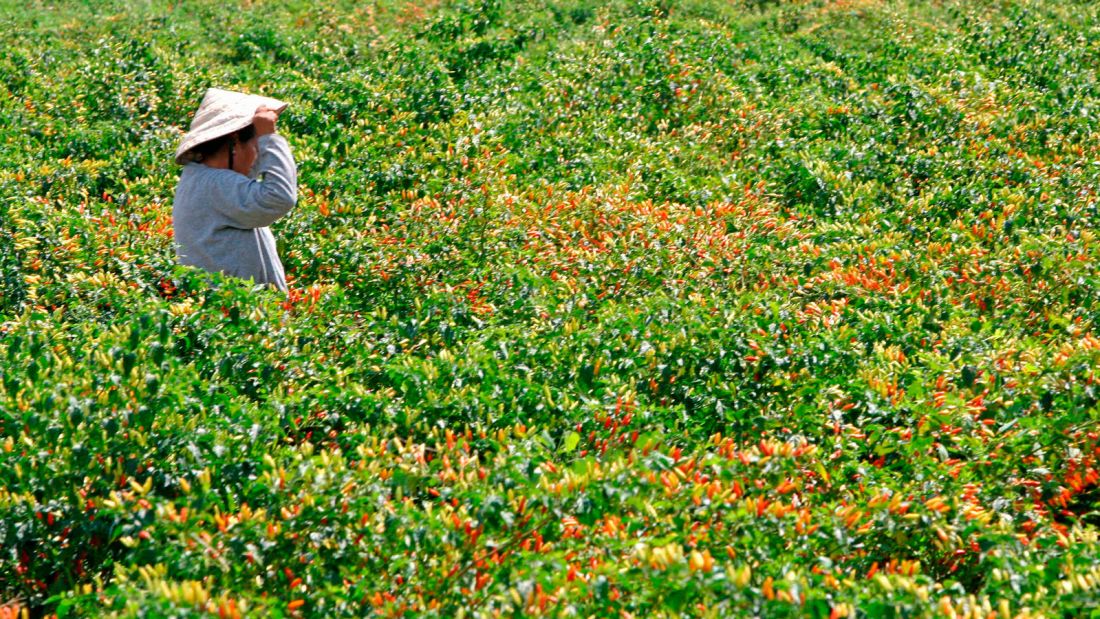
[2,0,1100,616]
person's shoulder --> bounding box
[180,162,214,178]
[177,165,248,203]
[184,163,245,183]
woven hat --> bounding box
[174,88,288,164]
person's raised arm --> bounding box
[212,105,298,229]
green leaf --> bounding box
[56,598,75,619]
[561,431,580,453]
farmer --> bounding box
[172,88,297,291]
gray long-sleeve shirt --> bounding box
[172,134,297,291]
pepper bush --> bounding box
[2,0,1100,617]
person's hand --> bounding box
[253,105,279,136]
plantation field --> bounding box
[3,0,1100,616]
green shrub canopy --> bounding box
[1,0,1099,616]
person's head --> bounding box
[190,124,258,175]
[175,89,288,168]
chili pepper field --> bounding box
[2,0,1100,616]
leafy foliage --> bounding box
[2,0,1100,617]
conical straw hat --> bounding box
[174,88,288,164]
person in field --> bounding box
[172,88,297,291]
